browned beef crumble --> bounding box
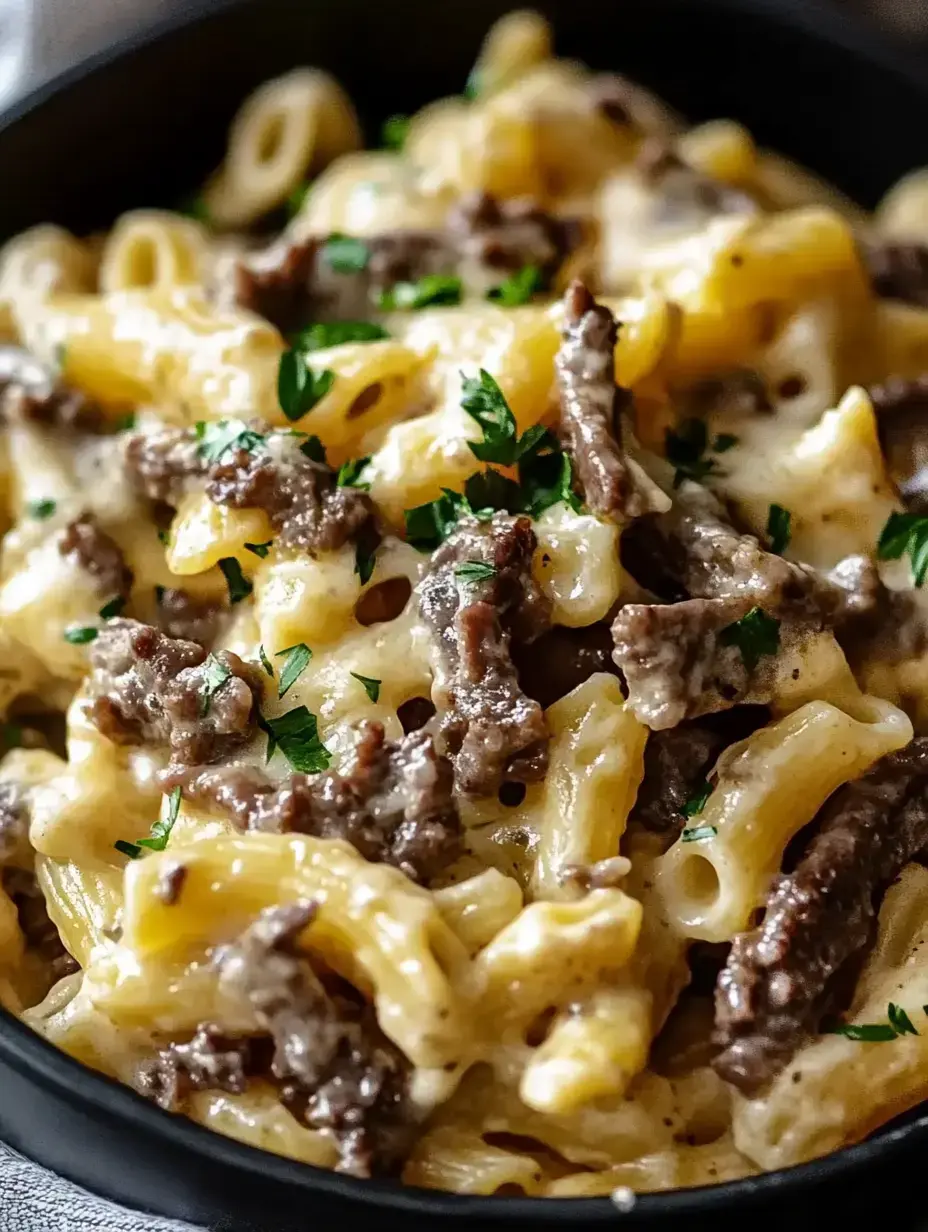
[555,281,666,521]
[155,587,224,648]
[58,515,133,599]
[870,374,928,512]
[419,513,551,795]
[635,140,757,227]
[153,861,188,906]
[2,867,78,980]
[126,429,374,555]
[0,346,103,431]
[862,240,928,308]
[681,370,773,420]
[87,619,262,764]
[164,721,460,884]
[216,902,416,1177]
[714,738,928,1093]
[221,192,579,332]
[0,782,29,864]
[136,1023,256,1110]
[512,621,618,710]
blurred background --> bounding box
[0,0,927,112]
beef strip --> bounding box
[513,621,618,710]
[136,1023,256,1110]
[714,737,928,1093]
[862,240,928,308]
[0,782,29,864]
[870,374,928,512]
[555,281,667,521]
[419,512,550,795]
[216,902,416,1177]
[2,868,78,980]
[58,515,133,598]
[222,192,578,332]
[126,429,373,555]
[155,587,224,648]
[164,721,461,884]
[0,345,103,431]
[87,619,262,764]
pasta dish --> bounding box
[4,8,928,1199]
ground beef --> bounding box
[870,374,928,512]
[2,868,78,980]
[58,515,133,599]
[0,782,29,864]
[164,721,461,884]
[124,428,206,505]
[513,621,618,710]
[223,193,578,332]
[555,281,667,521]
[681,370,773,420]
[419,513,550,795]
[216,902,416,1177]
[863,240,928,308]
[87,619,262,765]
[136,1023,256,1111]
[0,345,103,431]
[635,140,758,227]
[155,588,224,648]
[714,737,928,1093]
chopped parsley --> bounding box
[355,537,377,585]
[379,275,463,311]
[337,456,372,489]
[404,489,470,551]
[719,606,781,672]
[278,350,335,422]
[218,557,253,605]
[115,786,182,860]
[454,561,497,583]
[681,825,718,843]
[244,540,273,559]
[463,468,522,514]
[831,1003,918,1041]
[26,498,56,520]
[464,68,482,100]
[276,643,312,699]
[713,433,738,453]
[114,412,137,432]
[292,321,389,352]
[286,180,312,219]
[877,511,928,587]
[99,596,127,620]
[260,705,331,773]
[199,654,232,716]
[297,433,327,463]
[382,114,410,150]
[259,644,274,677]
[321,234,370,274]
[1,724,22,751]
[487,265,542,307]
[178,194,211,224]
[519,446,581,518]
[766,504,791,555]
[461,369,520,464]
[158,529,171,546]
[351,672,382,703]
[155,585,166,604]
[195,420,265,463]
[665,418,717,487]
[64,626,98,645]
[682,782,712,819]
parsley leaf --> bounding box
[355,537,377,585]
[178,194,211,224]
[379,275,463,311]
[298,434,328,463]
[464,468,522,514]
[218,558,252,605]
[114,840,142,859]
[114,412,137,432]
[276,643,312,698]
[64,626,98,645]
[337,456,372,489]
[487,265,542,307]
[681,825,718,843]
[665,418,717,487]
[114,786,182,859]
[519,445,582,517]
[461,369,518,464]
[286,180,312,219]
[26,498,56,520]
[1,724,22,751]
[322,234,370,274]
[199,654,232,716]
[292,321,389,352]
[766,504,791,555]
[830,1004,918,1042]
[259,644,274,677]
[404,489,471,551]
[682,782,712,819]
[260,706,331,773]
[158,529,171,546]
[464,68,482,100]
[245,540,272,559]
[713,433,738,453]
[382,114,410,150]
[455,561,497,583]
[877,512,928,587]
[719,606,781,672]
[278,350,335,422]
[351,672,382,703]
[195,420,266,463]
[889,1002,919,1036]
[99,596,126,620]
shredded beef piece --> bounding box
[87,619,262,764]
[136,1023,255,1111]
[513,622,618,710]
[0,345,103,431]
[164,721,460,884]
[447,191,579,280]
[863,240,928,308]
[2,867,78,979]
[714,738,928,1093]
[419,513,550,795]
[870,374,928,512]
[0,782,29,864]
[124,428,206,505]
[555,281,666,521]
[216,903,416,1177]
[155,587,224,647]
[153,860,188,906]
[635,140,757,226]
[682,370,773,419]
[58,515,133,598]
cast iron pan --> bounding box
[1,0,928,1227]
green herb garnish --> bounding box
[404,489,471,551]
[682,782,712,819]
[278,350,335,422]
[199,654,232,716]
[831,1003,918,1041]
[665,418,717,487]
[292,321,389,352]
[713,433,738,453]
[322,234,370,274]
[260,705,331,773]
[455,561,497,583]
[519,445,582,517]
[298,434,327,463]
[64,626,98,645]
[766,504,791,555]
[99,596,126,620]
[276,643,312,699]
[719,606,780,672]
[461,369,520,464]
[26,499,56,520]
[179,195,211,224]
[681,825,718,843]
[218,557,252,605]
[286,180,312,219]
[382,114,411,150]
[1,724,22,750]
[195,420,266,464]
[355,538,377,585]
[379,275,463,311]
[877,512,928,587]
[115,786,182,860]
[487,265,542,307]
[114,412,138,432]
[350,672,381,703]
[245,541,273,559]
[337,456,372,489]
[259,644,274,677]
[158,529,170,546]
